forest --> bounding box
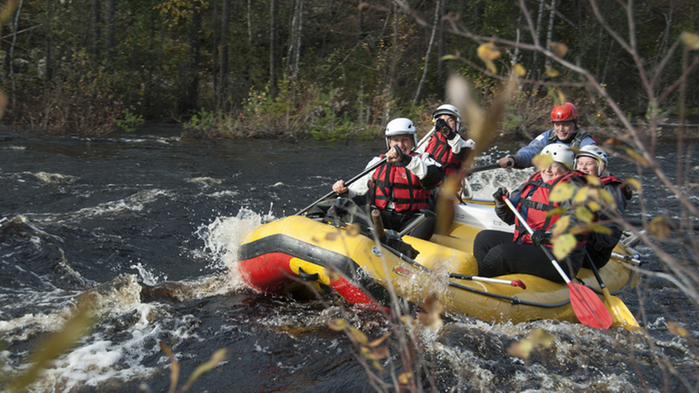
[0,0,697,140]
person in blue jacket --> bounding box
[497,102,598,169]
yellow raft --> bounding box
[237,199,640,326]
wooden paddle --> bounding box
[584,250,640,330]
[296,127,437,216]
[503,196,613,329]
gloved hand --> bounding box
[498,156,515,169]
[435,118,457,140]
[492,187,508,205]
[531,229,552,247]
[392,145,413,167]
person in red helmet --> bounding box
[497,102,598,169]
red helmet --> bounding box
[551,102,578,122]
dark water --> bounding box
[0,126,697,392]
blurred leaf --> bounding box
[545,65,560,77]
[551,216,570,237]
[585,175,602,187]
[329,318,347,331]
[441,54,457,60]
[668,321,689,337]
[368,332,391,348]
[648,216,671,238]
[599,188,617,209]
[589,224,613,235]
[324,267,341,281]
[568,224,590,235]
[573,188,589,204]
[180,349,229,392]
[556,90,567,104]
[532,154,553,171]
[552,234,576,260]
[513,63,526,77]
[550,182,575,202]
[624,148,648,166]
[484,59,498,74]
[546,207,567,217]
[346,223,361,236]
[0,0,19,26]
[625,178,642,191]
[507,338,533,359]
[372,346,390,360]
[680,31,699,50]
[160,342,180,393]
[605,137,625,147]
[586,200,602,212]
[529,328,555,348]
[398,372,412,384]
[575,206,594,223]
[325,232,339,241]
[549,42,569,57]
[348,326,368,345]
[0,89,6,120]
[417,294,443,329]
[477,42,501,61]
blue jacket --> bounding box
[509,129,597,169]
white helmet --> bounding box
[575,145,608,176]
[385,118,418,150]
[541,143,574,169]
[433,104,462,132]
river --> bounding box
[0,125,697,392]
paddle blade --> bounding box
[568,283,613,329]
[602,288,641,330]
[511,279,526,289]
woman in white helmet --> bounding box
[332,118,442,239]
[473,144,588,283]
[575,145,633,268]
[417,104,476,178]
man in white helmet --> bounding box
[474,144,588,283]
[332,118,442,239]
[575,145,633,268]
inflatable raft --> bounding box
[237,198,640,325]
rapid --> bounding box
[0,125,697,392]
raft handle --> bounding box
[298,267,319,281]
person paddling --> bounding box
[332,118,442,240]
[474,144,587,283]
[497,102,598,169]
[575,145,633,268]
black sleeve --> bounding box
[419,164,443,190]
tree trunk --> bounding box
[545,0,556,69]
[269,0,276,97]
[532,0,546,78]
[105,0,115,62]
[44,0,53,83]
[436,0,445,100]
[10,0,25,113]
[93,0,101,61]
[383,4,398,125]
[247,0,252,44]
[219,0,230,112]
[286,0,304,80]
[413,0,440,106]
[179,0,202,115]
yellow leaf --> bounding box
[599,188,617,209]
[182,349,229,391]
[551,215,570,237]
[368,332,391,348]
[556,90,567,104]
[668,321,689,337]
[681,31,699,50]
[348,326,369,345]
[552,233,576,260]
[550,182,575,202]
[589,224,613,235]
[532,153,553,171]
[398,372,413,384]
[325,267,341,281]
[573,188,589,204]
[329,318,347,331]
[575,206,594,223]
[529,328,555,348]
[625,178,642,191]
[484,59,498,74]
[586,175,601,187]
[546,207,567,217]
[648,216,671,238]
[586,200,601,212]
[545,65,560,77]
[549,41,569,57]
[624,148,648,166]
[441,54,457,60]
[346,223,361,236]
[477,42,501,61]
[507,338,533,359]
[513,63,526,77]
[372,346,390,360]
[568,224,590,235]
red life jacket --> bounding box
[369,155,431,213]
[425,132,461,176]
[512,171,583,247]
[600,174,633,200]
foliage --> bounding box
[115,109,145,133]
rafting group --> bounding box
[238,102,641,329]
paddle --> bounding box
[502,196,613,329]
[448,274,526,289]
[584,250,640,330]
[296,127,437,216]
[463,163,501,175]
